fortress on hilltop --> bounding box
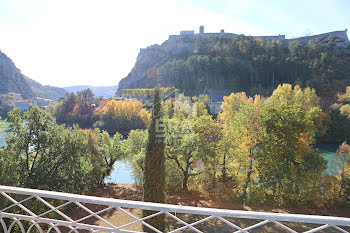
[168,25,349,46]
[118,26,349,92]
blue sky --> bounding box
[185,0,350,36]
[0,0,349,87]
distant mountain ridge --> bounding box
[0,50,67,100]
[64,85,118,98]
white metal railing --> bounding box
[0,185,350,233]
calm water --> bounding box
[105,161,134,184]
[318,143,341,176]
[0,120,134,184]
[0,121,8,148]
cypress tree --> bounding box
[142,87,166,232]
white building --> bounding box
[29,97,53,108]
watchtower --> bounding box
[199,25,204,34]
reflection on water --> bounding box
[105,161,134,184]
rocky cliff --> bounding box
[117,35,196,92]
[0,50,67,100]
[25,77,67,101]
[117,29,349,92]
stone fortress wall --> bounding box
[168,25,348,45]
[285,29,349,46]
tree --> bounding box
[52,92,80,126]
[216,124,236,184]
[218,94,265,201]
[257,84,326,206]
[0,107,128,231]
[164,95,212,192]
[78,88,95,105]
[49,89,104,129]
[192,115,222,195]
[73,88,96,128]
[231,96,264,201]
[325,86,350,143]
[123,129,148,184]
[142,87,166,232]
[335,142,350,201]
[165,117,200,192]
[220,92,253,121]
[97,129,124,184]
[2,107,96,193]
[157,34,350,98]
[4,95,14,105]
[94,99,150,136]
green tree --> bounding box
[218,94,265,201]
[52,92,80,125]
[165,117,200,192]
[4,95,14,105]
[2,107,95,193]
[97,129,124,184]
[50,90,100,129]
[325,86,350,143]
[164,95,212,192]
[192,115,222,195]
[142,87,166,232]
[123,129,148,184]
[231,96,264,201]
[257,84,326,206]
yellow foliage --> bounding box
[97,99,150,125]
[219,92,253,121]
[138,108,151,126]
[337,86,350,103]
[296,132,312,162]
[267,84,319,111]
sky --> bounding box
[0,0,349,87]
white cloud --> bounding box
[0,0,271,87]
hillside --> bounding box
[64,85,118,98]
[0,50,66,100]
[24,77,67,100]
[117,27,350,98]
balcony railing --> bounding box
[0,185,350,233]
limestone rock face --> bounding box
[117,35,195,92]
[0,51,35,99]
[0,50,67,100]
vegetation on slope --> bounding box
[157,35,350,98]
